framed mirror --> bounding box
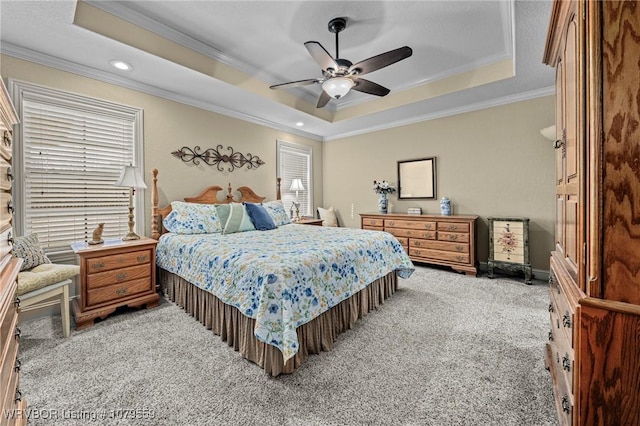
[397,157,436,199]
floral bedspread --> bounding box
[156,224,414,361]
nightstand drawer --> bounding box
[86,277,151,306]
[87,249,152,274]
[86,264,151,290]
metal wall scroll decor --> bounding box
[172,145,265,172]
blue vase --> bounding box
[440,197,451,215]
[378,193,388,214]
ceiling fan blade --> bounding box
[269,78,320,90]
[352,78,390,97]
[316,90,331,108]
[304,41,339,72]
[349,46,413,76]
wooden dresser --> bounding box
[544,1,640,424]
[0,76,26,425]
[360,213,477,275]
[71,238,159,330]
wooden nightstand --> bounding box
[70,237,159,330]
[296,218,324,226]
[487,217,532,284]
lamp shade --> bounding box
[322,77,354,99]
[289,178,305,192]
[540,125,556,141]
[116,165,147,189]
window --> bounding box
[10,80,144,258]
[276,140,312,217]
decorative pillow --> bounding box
[11,233,52,271]
[263,200,291,227]
[163,201,222,234]
[244,203,277,231]
[215,203,256,235]
[317,206,339,227]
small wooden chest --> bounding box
[488,217,532,284]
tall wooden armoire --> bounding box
[543,1,640,424]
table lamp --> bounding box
[289,178,305,222]
[116,164,147,240]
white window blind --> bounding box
[11,81,143,254]
[277,140,312,217]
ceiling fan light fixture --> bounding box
[322,77,354,99]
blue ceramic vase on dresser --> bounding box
[440,197,451,215]
[378,193,388,214]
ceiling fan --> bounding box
[269,17,413,108]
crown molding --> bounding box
[323,86,555,141]
[0,42,322,141]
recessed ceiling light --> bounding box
[110,60,133,71]
[295,122,304,127]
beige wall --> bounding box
[1,55,323,237]
[323,96,556,272]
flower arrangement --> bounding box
[373,180,397,194]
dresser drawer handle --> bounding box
[92,262,105,270]
[455,255,464,262]
[7,200,14,214]
[6,165,13,181]
[2,130,11,146]
[562,312,571,328]
[448,224,456,230]
[14,327,21,340]
[14,358,21,372]
[14,389,22,403]
[7,231,13,245]
[14,297,20,308]
[556,318,560,329]
[455,244,463,252]
[548,303,554,313]
[414,241,421,247]
[388,221,395,226]
[425,232,433,239]
[562,354,571,372]
[548,331,553,342]
[137,255,148,262]
[116,287,127,295]
[561,395,570,413]
[116,273,127,282]
[424,224,432,230]
[449,234,458,241]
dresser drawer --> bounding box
[362,226,383,232]
[87,249,152,274]
[550,354,574,426]
[0,192,12,234]
[409,247,470,264]
[384,219,436,231]
[0,129,12,162]
[0,159,12,191]
[0,331,18,398]
[437,222,469,233]
[387,228,435,240]
[362,218,383,227]
[410,239,469,253]
[0,229,12,262]
[393,236,408,248]
[2,365,20,422]
[86,277,152,306]
[86,263,151,290]
[437,231,470,243]
[0,289,17,356]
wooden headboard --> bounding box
[151,168,282,239]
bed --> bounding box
[151,169,414,375]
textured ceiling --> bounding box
[0,0,554,141]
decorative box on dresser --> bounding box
[0,76,26,425]
[71,238,159,330]
[544,1,640,425]
[360,213,477,275]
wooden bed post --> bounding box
[151,168,159,240]
[276,177,281,200]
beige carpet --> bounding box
[17,266,557,425]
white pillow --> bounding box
[317,206,338,227]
